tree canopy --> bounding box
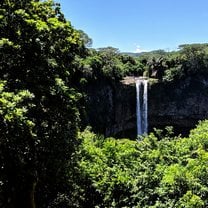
[78,121,208,207]
[1,1,208,208]
[0,0,85,207]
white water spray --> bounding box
[136,79,148,136]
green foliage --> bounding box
[0,0,85,207]
[2,1,208,208]
[139,43,208,83]
[81,47,144,82]
[162,65,184,82]
[79,129,141,207]
[79,40,208,87]
[78,121,208,207]
[0,81,34,124]
[178,44,208,75]
[78,29,93,47]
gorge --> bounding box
[3,1,208,207]
[83,74,208,138]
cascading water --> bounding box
[136,79,148,136]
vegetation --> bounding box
[78,121,208,207]
[80,47,144,82]
[0,0,85,207]
[138,44,208,82]
[1,0,208,208]
[78,43,208,84]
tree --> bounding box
[78,29,93,48]
[179,44,208,75]
[79,121,208,207]
[0,0,85,207]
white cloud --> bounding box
[134,45,147,53]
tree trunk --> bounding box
[27,180,37,208]
[12,177,37,208]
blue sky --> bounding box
[57,0,208,52]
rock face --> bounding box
[84,78,136,138]
[148,75,208,135]
[84,75,208,138]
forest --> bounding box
[1,0,208,207]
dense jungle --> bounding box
[1,1,208,207]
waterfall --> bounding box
[136,79,148,136]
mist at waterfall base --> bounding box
[136,79,148,137]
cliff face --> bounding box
[148,75,208,134]
[84,75,208,138]
[84,78,136,138]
